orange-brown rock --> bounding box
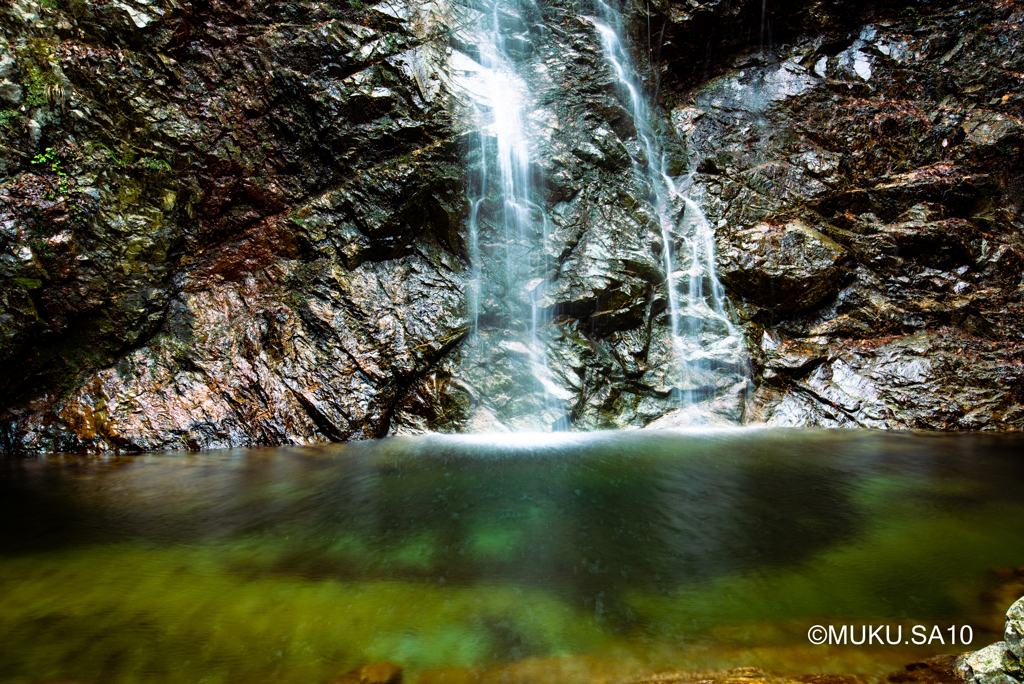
[329,661,403,684]
[634,667,870,684]
[883,655,964,684]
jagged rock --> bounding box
[1009,597,1024,662]
[954,596,1024,684]
[956,642,1023,684]
[672,0,1024,431]
[0,0,470,451]
[753,330,1024,430]
[717,220,848,313]
[1,0,1023,448]
[441,3,748,433]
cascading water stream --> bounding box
[590,1,741,405]
[589,15,683,361]
[453,0,745,427]
[461,0,564,426]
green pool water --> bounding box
[1,429,1023,684]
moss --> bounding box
[12,277,43,291]
[0,109,16,130]
[21,53,59,109]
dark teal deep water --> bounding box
[1,429,1023,684]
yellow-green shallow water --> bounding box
[1,429,1022,684]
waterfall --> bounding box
[458,0,567,430]
[590,0,741,406]
[451,0,745,430]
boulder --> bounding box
[1008,597,1024,662]
[955,643,1023,684]
[717,220,847,313]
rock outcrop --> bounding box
[0,0,469,451]
[956,596,1024,684]
[665,0,1024,429]
[1,0,1022,451]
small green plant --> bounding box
[28,239,56,259]
[31,146,58,168]
[0,109,16,130]
[139,157,171,171]
[87,141,170,171]
[89,141,131,165]
[32,146,72,197]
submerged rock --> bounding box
[635,668,868,684]
[885,656,964,684]
[980,570,1024,635]
[330,662,403,684]
[636,658,960,684]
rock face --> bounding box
[1010,598,1024,662]
[956,596,1024,684]
[716,219,847,313]
[0,0,469,451]
[440,0,747,433]
[664,0,1024,429]
[0,0,1022,451]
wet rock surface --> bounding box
[443,0,747,432]
[1,0,1023,450]
[0,0,469,450]
[956,597,1024,684]
[665,0,1024,430]
[716,220,848,313]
